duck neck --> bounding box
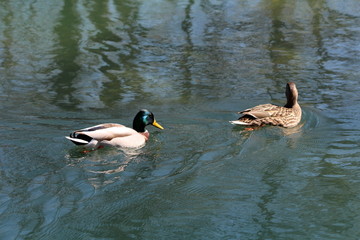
[140,131,150,140]
[132,111,147,133]
[284,86,299,108]
[133,120,146,133]
[284,96,298,108]
[284,83,299,108]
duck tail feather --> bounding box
[229,120,251,125]
[65,136,89,145]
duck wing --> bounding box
[239,104,282,119]
[73,123,136,141]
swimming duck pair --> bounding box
[66,82,301,149]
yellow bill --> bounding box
[152,120,164,130]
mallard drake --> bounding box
[230,82,302,128]
[66,109,164,149]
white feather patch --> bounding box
[81,126,136,140]
[65,136,89,144]
[229,120,250,125]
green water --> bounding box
[1,0,360,239]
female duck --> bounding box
[66,109,164,149]
[230,82,302,128]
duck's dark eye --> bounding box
[142,115,150,124]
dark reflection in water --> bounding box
[0,0,360,239]
[52,0,82,110]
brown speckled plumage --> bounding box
[230,82,302,128]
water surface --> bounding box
[1,0,360,239]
